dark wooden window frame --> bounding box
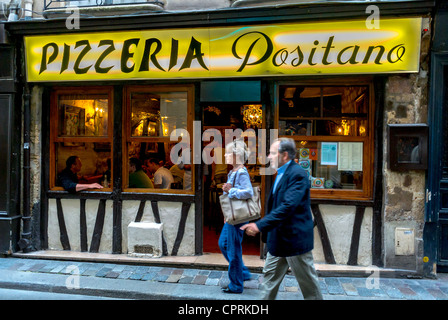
[123,84,195,194]
[276,79,375,201]
[49,86,114,191]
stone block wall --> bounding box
[381,18,431,272]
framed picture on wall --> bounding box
[61,105,85,136]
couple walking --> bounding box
[218,137,323,300]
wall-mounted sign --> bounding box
[24,18,422,82]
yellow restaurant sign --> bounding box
[25,17,422,82]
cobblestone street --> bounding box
[1,257,448,300]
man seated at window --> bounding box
[58,156,103,193]
[129,157,154,188]
[147,158,174,189]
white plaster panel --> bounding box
[121,200,141,254]
[158,201,182,254]
[312,226,325,263]
[176,203,196,256]
[47,199,114,253]
[313,205,373,266]
[47,199,62,250]
[85,199,99,251]
[319,205,356,265]
[358,208,373,266]
[121,200,195,256]
[47,199,81,251]
[61,199,81,251]
[99,200,114,253]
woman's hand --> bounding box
[222,183,232,192]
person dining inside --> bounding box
[58,156,103,193]
[146,158,174,189]
[129,157,154,188]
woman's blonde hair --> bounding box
[225,139,250,164]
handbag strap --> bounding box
[234,168,256,217]
[231,167,251,192]
[231,167,242,187]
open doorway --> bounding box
[202,102,262,255]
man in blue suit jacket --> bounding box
[241,138,322,300]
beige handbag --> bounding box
[219,170,261,225]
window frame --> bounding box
[123,84,195,194]
[49,86,114,191]
[275,79,375,201]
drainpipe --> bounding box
[18,93,32,253]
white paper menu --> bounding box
[338,142,363,171]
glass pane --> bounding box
[58,94,109,137]
[441,223,448,261]
[441,192,448,210]
[127,141,190,190]
[279,119,367,137]
[397,137,420,163]
[0,96,11,211]
[279,85,368,137]
[294,140,363,190]
[442,66,448,178]
[130,91,188,137]
[55,142,112,189]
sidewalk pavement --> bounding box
[1,256,448,300]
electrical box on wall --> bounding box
[395,228,415,255]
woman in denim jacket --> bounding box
[219,139,254,294]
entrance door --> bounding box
[438,62,448,271]
[0,94,20,254]
[428,54,448,272]
[199,80,263,256]
[201,102,262,255]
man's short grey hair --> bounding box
[277,137,296,160]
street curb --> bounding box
[11,251,420,279]
[0,269,289,300]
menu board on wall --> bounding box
[338,142,363,171]
[321,142,338,166]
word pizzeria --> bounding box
[37,33,407,75]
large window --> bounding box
[277,82,374,200]
[124,85,194,193]
[50,87,113,191]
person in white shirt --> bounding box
[147,158,174,189]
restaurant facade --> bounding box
[0,0,445,277]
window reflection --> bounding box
[55,142,112,189]
[279,86,368,137]
[279,85,369,191]
[58,94,109,137]
[127,88,192,192]
[130,92,188,137]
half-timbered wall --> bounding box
[47,199,195,256]
[46,197,375,266]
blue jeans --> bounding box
[218,222,252,292]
